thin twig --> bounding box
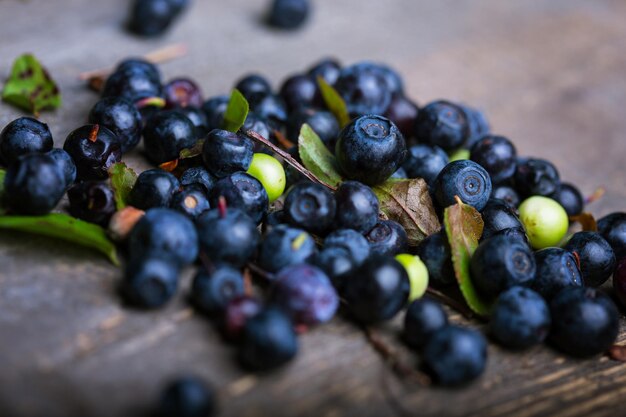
[426,287,477,320]
[273,129,296,149]
[246,262,275,281]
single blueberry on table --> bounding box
[403,298,448,349]
[202,129,254,178]
[170,185,211,219]
[143,110,197,165]
[597,212,626,259]
[433,160,492,211]
[156,375,216,417]
[0,117,53,166]
[401,144,449,187]
[128,0,189,37]
[283,182,336,235]
[163,77,203,109]
[550,182,584,217]
[514,158,560,197]
[415,230,455,287]
[333,181,380,233]
[191,266,245,315]
[480,198,524,241]
[323,229,370,265]
[258,225,316,273]
[334,63,392,117]
[564,231,616,287]
[128,169,181,210]
[470,135,517,184]
[46,148,77,189]
[532,248,582,300]
[67,181,117,227]
[365,220,409,257]
[122,255,180,309]
[208,172,269,225]
[414,100,469,151]
[63,124,122,181]
[88,97,143,153]
[267,0,310,29]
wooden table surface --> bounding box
[1,1,626,416]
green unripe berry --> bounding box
[395,253,429,302]
[518,196,569,249]
[246,153,286,203]
[448,148,470,162]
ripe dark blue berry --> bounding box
[384,95,419,139]
[0,117,53,166]
[157,376,216,417]
[490,286,550,349]
[122,255,179,308]
[334,181,379,233]
[191,266,244,315]
[283,182,336,235]
[564,232,616,287]
[88,97,142,153]
[460,104,490,149]
[433,160,492,211]
[258,225,316,273]
[143,111,197,164]
[179,106,210,137]
[67,181,116,226]
[279,74,317,112]
[163,78,203,109]
[115,58,161,80]
[307,58,341,85]
[63,124,122,180]
[414,101,468,151]
[549,287,619,357]
[170,185,211,219]
[128,0,188,37]
[208,172,269,224]
[129,169,180,210]
[242,112,273,152]
[180,166,216,195]
[597,212,626,259]
[514,158,560,197]
[415,230,455,287]
[334,63,392,117]
[401,144,449,187]
[268,0,311,30]
[202,95,229,132]
[286,109,339,149]
[365,220,408,257]
[223,296,263,341]
[46,148,77,189]
[335,115,406,185]
[102,60,162,103]
[491,185,520,209]
[202,129,254,178]
[470,135,517,184]
[403,298,448,349]
[532,248,582,300]
[324,229,370,265]
[235,74,272,103]
[480,198,524,241]
[551,182,584,216]
[308,247,356,289]
[249,94,288,127]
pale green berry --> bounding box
[246,153,286,203]
[518,196,569,249]
[395,253,429,302]
[448,148,470,162]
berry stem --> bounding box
[217,196,228,219]
[273,129,296,149]
[244,129,338,191]
[426,287,477,320]
[88,125,100,143]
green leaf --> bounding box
[2,54,61,114]
[108,162,138,210]
[0,214,119,265]
[179,139,204,160]
[373,178,441,246]
[317,76,350,127]
[443,197,491,316]
[298,124,344,188]
[221,89,249,133]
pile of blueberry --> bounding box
[2,55,626,414]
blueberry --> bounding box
[414,101,469,151]
[222,296,263,341]
[334,63,392,117]
[115,58,161,81]
[470,135,517,184]
[514,158,560,197]
[128,0,188,37]
[128,169,180,210]
[267,0,310,29]
[235,74,272,103]
[489,226,530,246]
[415,230,455,287]
[88,97,143,153]
[262,209,285,234]
[422,326,487,386]
[433,160,492,211]
[0,117,53,166]
[403,298,448,349]
[613,258,626,308]
[258,225,316,273]
[491,185,520,209]
[307,58,341,86]
[170,185,211,219]
[196,207,260,267]
[179,166,216,195]
[401,144,449,187]
[283,182,336,235]
[286,109,339,149]
[191,266,244,315]
[597,212,626,259]
[564,232,616,287]
[470,235,536,300]
[201,95,230,132]
[365,220,408,256]
[249,94,288,127]
[67,181,116,226]
[490,287,550,349]
[341,255,410,323]
[335,115,406,185]
[334,181,379,233]
[157,376,216,417]
[308,247,356,289]
[366,63,404,97]
[202,129,254,178]
[179,106,210,137]
[384,95,419,139]
[279,74,318,112]
[163,77,203,109]
[209,172,269,224]
[323,229,370,265]
[128,208,199,266]
[480,198,524,241]
[3,153,65,215]
[549,287,619,357]
[239,307,298,371]
[532,248,582,300]
[102,62,163,103]
[62,125,122,181]
[143,111,197,164]
[551,182,584,216]
[122,255,179,308]
[391,167,407,179]
[272,263,339,326]
[460,104,490,149]
[46,148,77,189]
[242,112,273,152]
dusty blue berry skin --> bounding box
[67,181,116,227]
[514,158,560,197]
[115,58,161,81]
[335,115,407,186]
[404,298,448,349]
[532,248,583,300]
[308,247,357,289]
[597,212,626,259]
[365,220,409,257]
[191,266,244,315]
[202,129,254,178]
[180,167,216,195]
[401,144,449,187]
[46,148,77,189]
[564,232,616,287]
[422,326,487,386]
[341,255,410,324]
[196,208,260,267]
[143,111,197,164]
[280,74,318,112]
[470,135,517,184]
[202,95,230,132]
[208,172,269,225]
[460,104,490,149]
[324,229,370,265]
[414,101,469,151]
[490,287,550,350]
[308,57,341,86]
[549,287,619,357]
[63,124,122,181]
[128,0,188,37]
[3,153,65,215]
[287,109,339,149]
[250,94,288,127]
[128,208,199,267]
[0,117,53,166]
[170,185,211,219]
[551,182,584,216]
[235,74,272,103]
[122,255,179,309]
[178,106,210,137]
[334,181,379,233]
[384,95,419,139]
[129,169,180,210]
[157,376,215,417]
[480,198,524,242]
[240,307,298,371]
[259,226,316,273]
[283,182,336,235]
[416,230,455,287]
[335,63,393,117]
[268,0,310,29]
[102,60,163,103]
[470,235,536,300]
[272,263,339,326]
[89,97,142,153]
[491,185,520,209]
[490,227,529,246]
[433,160,492,211]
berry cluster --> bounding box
[1,55,625,408]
